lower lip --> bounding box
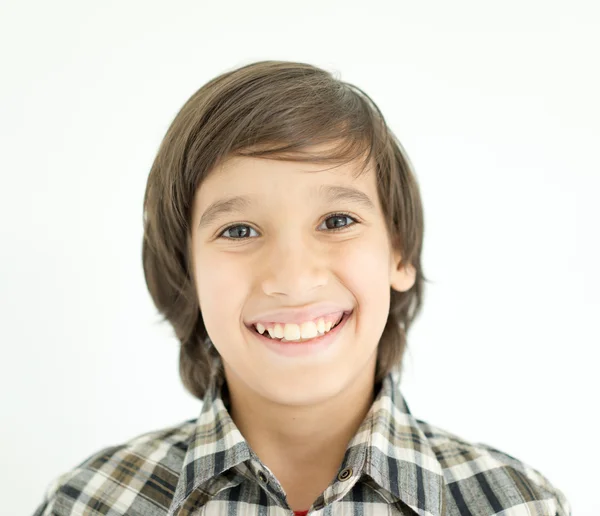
[247,310,353,358]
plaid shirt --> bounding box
[33,359,571,515]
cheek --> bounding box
[337,235,390,285]
[198,254,241,294]
[336,239,392,324]
[193,251,246,337]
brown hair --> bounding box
[142,60,429,400]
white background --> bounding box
[1,1,597,514]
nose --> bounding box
[259,234,327,298]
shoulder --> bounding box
[415,419,572,515]
[32,418,197,516]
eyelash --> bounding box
[217,212,360,241]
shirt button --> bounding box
[337,467,353,481]
[258,471,268,483]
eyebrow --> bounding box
[197,184,376,230]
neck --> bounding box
[224,357,378,477]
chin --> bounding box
[252,368,353,406]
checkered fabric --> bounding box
[33,357,570,515]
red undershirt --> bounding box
[293,511,309,516]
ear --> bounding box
[390,247,416,293]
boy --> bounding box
[33,60,571,515]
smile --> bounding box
[246,310,353,358]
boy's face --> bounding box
[190,147,416,406]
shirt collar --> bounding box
[168,357,445,516]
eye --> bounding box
[318,212,359,232]
[217,212,360,241]
[218,224,259,240]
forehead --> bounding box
[198,153,375,198]
[192,155,378,229]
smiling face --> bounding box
[189,150,416,407]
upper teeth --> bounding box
[254,314,344,341]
